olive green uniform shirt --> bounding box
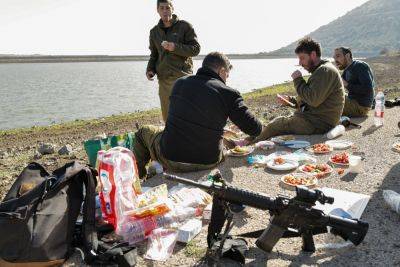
[293,60,345,130]
[146,14,200,80]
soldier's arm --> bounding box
[146,33,158,73]
[228,93,262,138]
[172,24,200,57]
[293,68,334,108]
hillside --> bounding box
[268,0,400,57]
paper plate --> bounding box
[280,173,318,189]
[255,140,275,150]
[227,146,254,157]
[392,143,400,153]
[270,135,295,144]
[329,153,350,166]
[266,158,299,171]
[325,140,354,150]
[281,140,311,149]
[307,144,333,154]
[299,163,333,178]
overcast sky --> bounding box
[0,0,369,55]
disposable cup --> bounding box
[349,155,362,173]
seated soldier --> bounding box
[253,37,345,142]
[333,47,375,117]
[133,52,262,178]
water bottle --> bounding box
[374,90,385,126]
[120,206,201,244]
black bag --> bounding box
[0,161,136,266]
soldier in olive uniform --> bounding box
[146,0,200,122]
[253,37,345,142]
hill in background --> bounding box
[267,0,400,57]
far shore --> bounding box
[0,54,298,64]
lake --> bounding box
[0,58,304,130]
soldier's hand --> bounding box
[291,70,302,80]
[277,94,293,107]
[161,41,175,52]
[146,71,155,81]
[342,79,348,88]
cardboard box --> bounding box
[177,219,202,243]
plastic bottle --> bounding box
[120,206,202,244]
[374,90,385,126]
[383,190,400,214]
[327,125,345,139]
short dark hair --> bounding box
[295,37,322,57]
[202,52,232,72]
[157,0,173,8]
[336,47,353,59]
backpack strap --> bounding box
[80,167,99,263]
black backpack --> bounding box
[0,161,136,266]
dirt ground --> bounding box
[1,56,400,266]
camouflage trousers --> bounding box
[158,77,178,122]
[254,115,328,142]
[342,97,370,117]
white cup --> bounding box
[327,125,345,139]
[349,155,362,173]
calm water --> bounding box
[0,58,303,130]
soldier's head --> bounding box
[334,47,353,70]
[157,0,174,24]
[295,37,322,73]
[202,52,233,83]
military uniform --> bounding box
[133,125,221,178]
[147,14,200,121]
[134,67,262,179]
[255,60,345,141]
[343,97,370,117]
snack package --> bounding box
[169,187,212,208]
[125,184,170,219]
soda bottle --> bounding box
[119,206,202,244]
[374,89,385,126]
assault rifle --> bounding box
[164,172,368,258]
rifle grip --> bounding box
[255,223,286,252]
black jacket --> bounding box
[160,67,262,164]
[342,60,375,108]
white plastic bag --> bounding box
[383,190,400,214]
[144,228,178,261]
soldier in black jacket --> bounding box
[134,52,262,178]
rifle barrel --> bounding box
[164,173,280,211]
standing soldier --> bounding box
[146,0,201,122]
